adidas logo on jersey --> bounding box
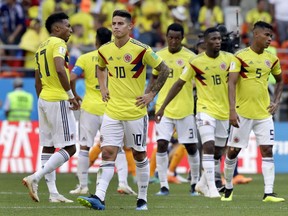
[108,56,113,61]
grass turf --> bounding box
[0,173,287,216]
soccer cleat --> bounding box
[167,175,181,184]
[77,195,105,210]
[69,185,89,195]
[117,183,137,195]
[233,174,252,185]
[208,187,221,198]
[195,181,209,197]
[149,176,160,184]
[49,194,73,203]
[176,174,189,183]
[136,199,148,210]
[22,175,39,202]
[262,193,285,202]
[155,187,169,196]
[190,184,199,196]
[221,188,233,201]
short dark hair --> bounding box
[97,27,112,45]
[112,10,132,22]
[203,27,220,39]
[253,21,273,31]
[166,23,184,37]
[45,12,69,34]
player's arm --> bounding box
[136,61,170,108]
[54,57,79,110]
[97,65,109,102]
[35,69,42,98]
[155,78,186,123]
[70,65,84,104]
[145,74,158,94]
[268,73,283,115]
[228,72,240,128]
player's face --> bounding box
[112,16,132,39]
[206,31,221,52]
[59,19,72,42]
[166,30,183,53]
[256,28,273,48]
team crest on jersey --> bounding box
[220,62,227,70]
[233,136,240,143]
[176,59,184,66]
[124,53,132,63]
[265,60,271,67]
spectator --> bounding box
[269,0,288,44]
[198,0,223,31]
[19,18,42,76]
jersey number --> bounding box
[256,68,262,78]
[115,66,126,78]
[211,75,221,85]
[133,134,142,146]
[35,49,50,77]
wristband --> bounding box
[66,89,74,99]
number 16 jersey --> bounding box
[181,51,235,120]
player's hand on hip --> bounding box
[155,108,164,123]
[75,94,82,105]
[136,92,154,109]
[267,102,279,115]
[68,98,80,110]
[100,88,110,102]
[229,110,240,128]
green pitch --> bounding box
[0,173,287,216]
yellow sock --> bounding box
[168,144,187,173]
[89,143,101,167]
[124,147,136,177]
[149,147,157,177]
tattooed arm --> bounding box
[136,61,170,108]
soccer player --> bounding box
[221,21,285,202]
[77,10,170,211]
[148,23,199,196]
[155,27,235,198]
[22,12,80,202]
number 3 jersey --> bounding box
[230,47,281,119]
[180,51,235,120]
[97,38,162,120]
[35,36,70,101]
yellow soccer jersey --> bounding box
[73,51,106,116]
[35,36,70,101]
[229,47,281,119]
[98,38,162,120]
[152,47,196,119]
[181,51,235,120]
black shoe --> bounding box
[190,184,199,196]
[221,188,233,201]
[155,187,169,196]
[136,199,148,210]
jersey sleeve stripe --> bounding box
[98,50,108,64]
[271,59,278,69]
[131,49,146,78]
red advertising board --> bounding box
[0,121,262,174]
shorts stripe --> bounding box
[60,101,70,141]
[142,115,147,147]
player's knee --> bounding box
[157,139,169,153]
[202,140,215,154]
[184,143,198,155]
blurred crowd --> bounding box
[0,0,288,80]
